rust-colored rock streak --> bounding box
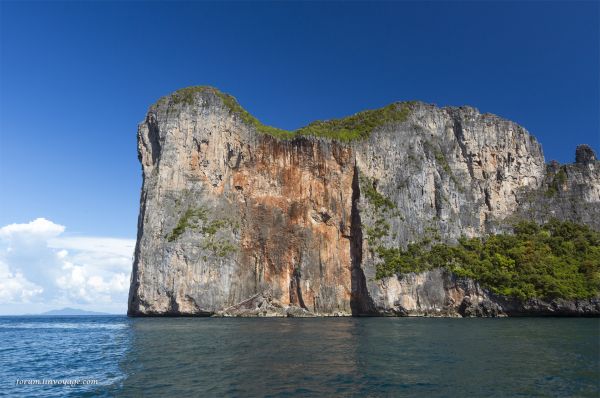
[234,136,355,314]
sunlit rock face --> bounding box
[128,87,599,317]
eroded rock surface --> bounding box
[128,88,599,317]
[372,268,599,317]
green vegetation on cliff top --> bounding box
[164,86,413,141]
[375,219,600,301]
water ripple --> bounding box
[1,316,598,397]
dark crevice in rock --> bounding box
[484,188,492,211]
[349,163,377,316]
[319,211,332,223]
[146,113,162,166]
[434,177,444,218]
[234,152,243,169]
[226,143,244,169]
[452,116,474,179]
[168,290,179,313]
[290,267,308,310]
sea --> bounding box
[0,316,598,397]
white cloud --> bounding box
[0,218,135,314]
[0,217,65,239]
[0,259,44,302]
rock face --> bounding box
[372,268,600,317]
[128,87,600,317]
[373,268,504,317]
[514,146,600,230]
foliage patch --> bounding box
[359,175,402,247]
[167,206,238,258]
[375,219,600,301]
[545,167,567,197]
[166,86,412,141]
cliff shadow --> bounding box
[350,164,378,316]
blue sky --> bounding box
[0,1,598,313]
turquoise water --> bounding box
[1,316,598,397]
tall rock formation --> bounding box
[128,87,599,317]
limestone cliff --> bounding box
[128,87,599,317]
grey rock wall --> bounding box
[128,88,599,317]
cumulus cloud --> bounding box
[0,217,65,239]
[0,218,135,314]
[0,259,44,302]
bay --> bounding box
[1,316,598,397]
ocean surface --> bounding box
[0,316,598,397]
